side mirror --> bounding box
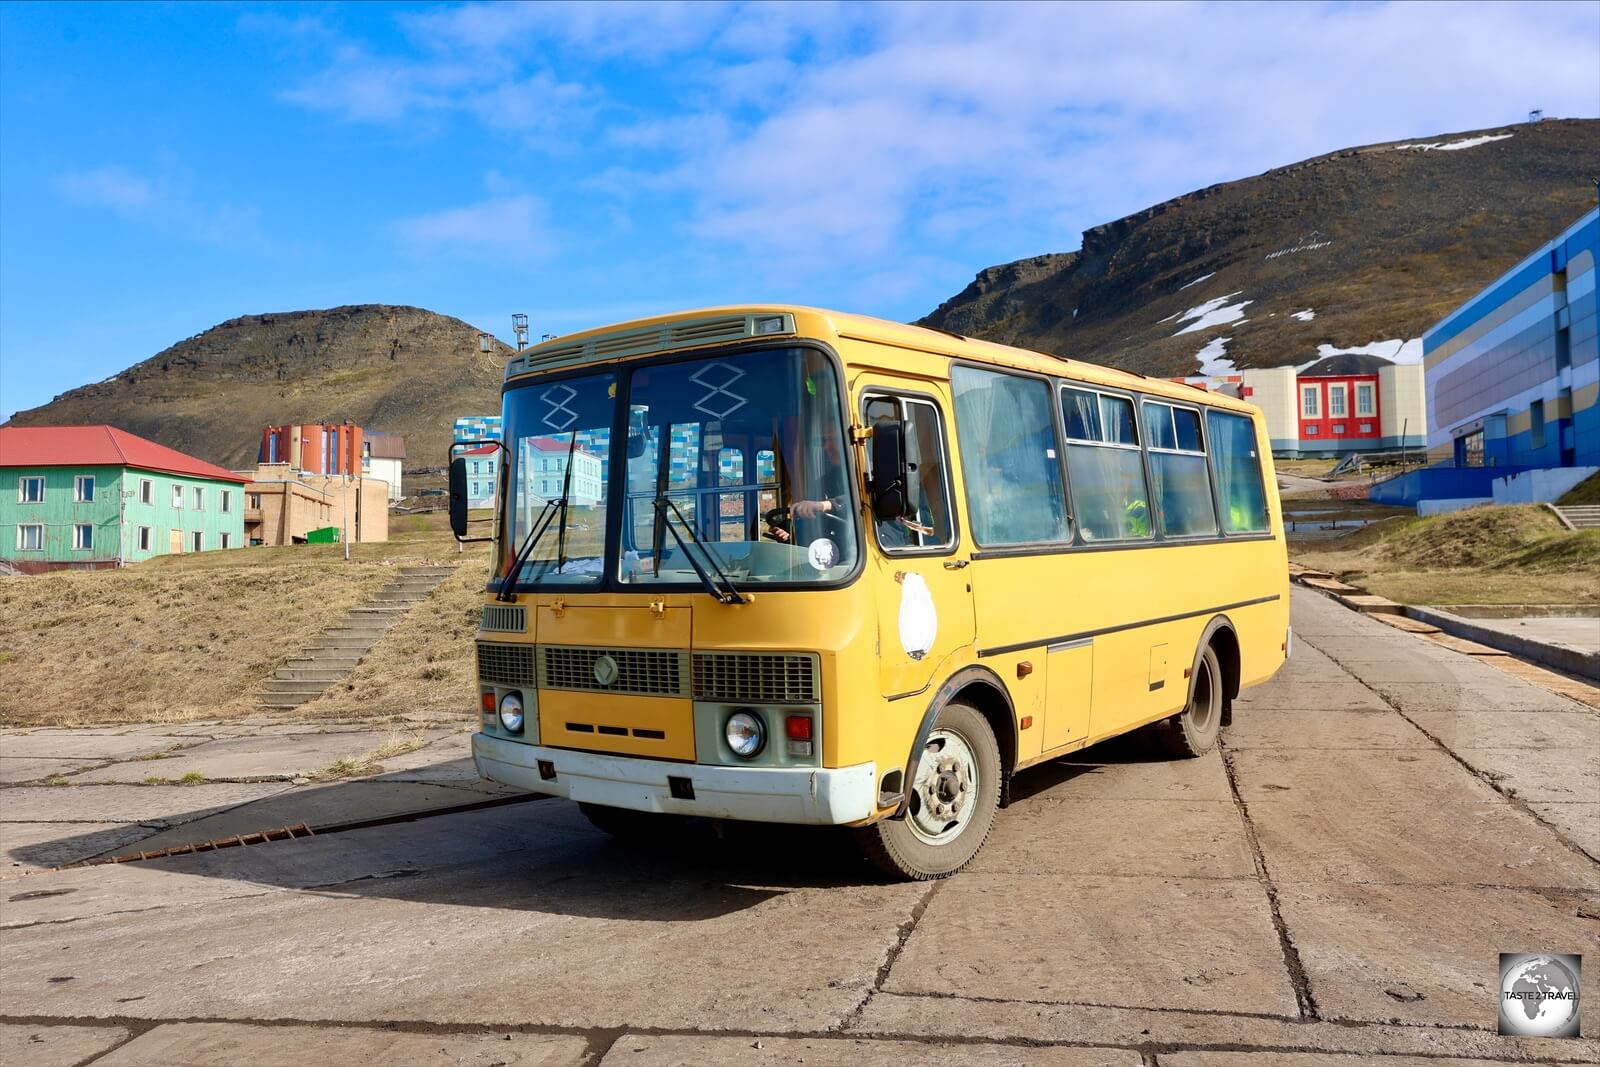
[868,422,908,520]
[448,440,501,543]
[448,457,470,538]
[627,407,648,459]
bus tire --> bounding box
[855,701,1000,881]
[1157,644,1227,758]
[577,802,658,839]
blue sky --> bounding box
[3,1,1597,421]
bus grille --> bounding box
[477,642,536,687]
[693,653,819,704]
[479,605,526,633]
[540,646,689,697]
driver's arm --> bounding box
[791,497,838,519]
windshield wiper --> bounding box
[652,496,748,604]
[496,497,559,602]
[497,433,582,602]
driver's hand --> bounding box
[792,499,832,519]
[766,526,792,543]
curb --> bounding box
[1289,567,1600,685]
[1401,605,1600,683]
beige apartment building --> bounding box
[241,465,389,545]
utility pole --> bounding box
[343,467,351,562]
[512,314,529,352]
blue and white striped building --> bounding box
[1424,207,1599,469]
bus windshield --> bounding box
[502,370,616,586]
[500,347,857,590]
[622,347,856,586]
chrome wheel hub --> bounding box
[908,729,979,844]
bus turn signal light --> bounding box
[784,715,813,741]
[480,691,495,714]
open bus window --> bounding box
[862,394,956,553]
[1144,401,1218,538]
[1063,387,1153,542]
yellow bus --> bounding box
[454,306,1289,879]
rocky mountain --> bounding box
[921,119,1600,378]
[5,305,512,469]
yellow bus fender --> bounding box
[893,664,1018,817]
[1188,615,1241,726]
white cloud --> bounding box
[56,166,155,211]
[53,164,266,248]
[393,194,549,257]
[271,1,1600,285]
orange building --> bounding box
[259,423,364,476]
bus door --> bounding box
[857,382,974,699]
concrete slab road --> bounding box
[1,589,1597,1065]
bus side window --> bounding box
[951,367,1070,546]
[1206,410,1270,533]
[1144,402,1218,538]
[1063,387,1152,542]
[863,395,956,552]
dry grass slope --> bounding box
[0,560,389,727]
[305,564,488,719]
[1294,504,1600,605]
[1558,471,1600,506]
[1,511,492,727]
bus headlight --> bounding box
[498,692,525,734]
[725,710,765,758]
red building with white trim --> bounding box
[1295,354,1385,448]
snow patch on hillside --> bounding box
[1292,309,1315,322]
[1174,291,1252,335]
[1178,272,1216,291]
[1195,336,1236,376]
[1394,133,1513,152]
[1317,338,1423,364]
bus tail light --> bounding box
[785,714,814,758]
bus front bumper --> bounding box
[471,732,878,826]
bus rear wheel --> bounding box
[1156,644,1227,758]
[855,701,1001,881]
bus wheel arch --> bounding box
[1197,616,1242,726]
[900,666,1017,814]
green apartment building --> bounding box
[0,425,248,573]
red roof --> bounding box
[528,436,596,457]
[0,425,249,484]
[460,444,499,457]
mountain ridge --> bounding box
[920,119,1600,378]
[9,119,1597,469]
[5,304,512,469]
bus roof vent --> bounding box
[669,316,749,344]
[507,313,796,379]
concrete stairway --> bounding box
[1553,505,1600,529]
[257,566,456,710]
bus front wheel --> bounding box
[1156,644,1227,758]
[856,701,1001,881]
